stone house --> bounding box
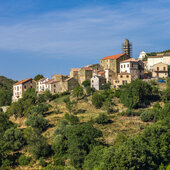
[120,58,144,79]
[100,53,130,79]
[113,58,144,88]
[78,67,93,84]
[70,68,81,80]
[12,78,36,102]
[52,74,68,81]
[91,75,106,90]
[50,77,79,94]
[85,64,103,76]
[113,72,132,88]
[152,62,168,78]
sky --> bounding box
[0,0,170,80]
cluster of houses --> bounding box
[12,39,170,102]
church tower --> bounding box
[122,39,132,57]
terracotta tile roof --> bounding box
[70,68,81,72]
[14,78,32,85]
[65,77,73,81]
[101,53,125,60]
[98,71,105,74]
[121,58,139,63]
[53,74,66,77]
[82,67,93,71]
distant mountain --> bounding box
[147,49,170,56]
[0,76,16,91]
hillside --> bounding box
[0,79,169,169]
[0,76,16,106]
[0,75,16,90]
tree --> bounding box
[52,122,102,169]
[0,89,12,106]
[73,85,84,99]
[63,97,77,114]
[34,74,44,81]
[26,129,51,159]
[3,127,24,151]
[25,113,49,133]
[102,99,113,114]
[82,80,90,87]
[92,92,104,109]
[95,113,110,124]
[120,79,152,109]
[86,86,92,96]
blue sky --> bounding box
[0,0,170,80]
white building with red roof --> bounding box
[12,78,36,102]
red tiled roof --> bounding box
[65,77,73,81]
[70,68,81,72]
[82,67,93,71]
[14,78,32,85]
[121,58,138,63]
[98,71,105,74]
[53,74,66,77]
[101,53,125,60]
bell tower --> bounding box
[122,39,132,57]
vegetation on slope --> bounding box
[0,79,170,169]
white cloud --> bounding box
[0,0,170,59]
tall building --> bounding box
[122,39,132,57]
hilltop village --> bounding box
[12,39,170,102]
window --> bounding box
[163,67,166,71]
[157,67,159,71]
[120,75,123,78]
[127,64,129,67]
[124,64,125,68]
[121,65,123,68]
[127,75,129,78]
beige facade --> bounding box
[86,64,103,75]
[113,73,132,88]
[152,62,168,78]
[12,78,36,102]
[120,58,144,79]
[50,77,79,94]
[70,68,81,80]
[147,52,170,71]
[52,74,68,81]
[78,67,93,84]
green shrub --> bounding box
[92,92,104,109]
[95,113,110,124]
[39,157,47,167]
[140,110,154,122]
[64,113,79,124]
[18,155,31,166]
[121,109,141,116]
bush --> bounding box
[25,113,49,133]
[122,109,141,116]
[95,113,110,124]
[140,110,154,122]
[18,155,31,166]
[39,157,47,167]
[64,113,79,124]
[92,92,104,109]
[120,79,152,109]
